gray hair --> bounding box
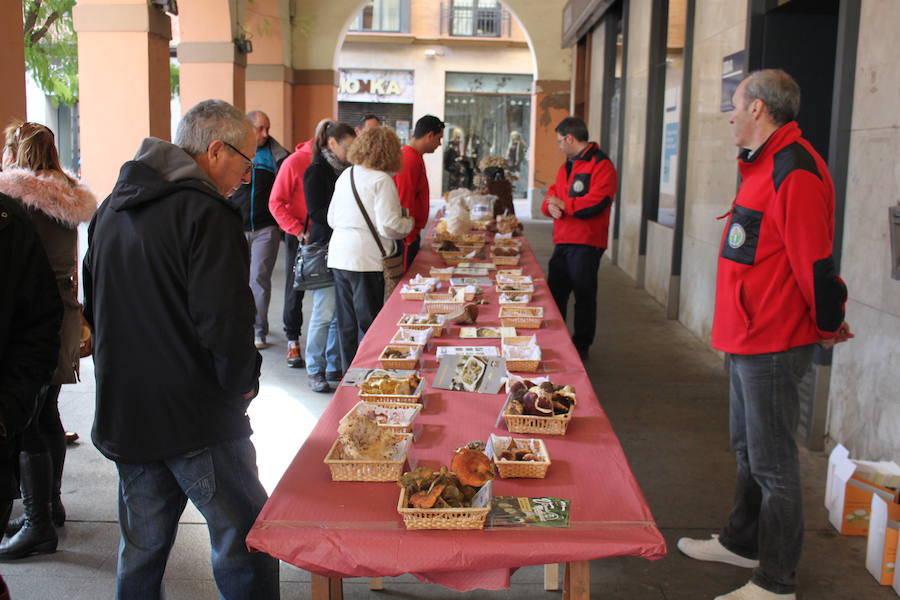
[246,110,268,123]
[175,99,251,156]
[743,69,801,126]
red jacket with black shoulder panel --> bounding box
[540,142,618,248]
[711,122,847,355]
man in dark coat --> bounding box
[83,100,279,599]
[0,192,62,565]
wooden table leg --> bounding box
[562,561,590,600]
[311,573,344,600]
[544,563,560,591]
[369,576,385,590]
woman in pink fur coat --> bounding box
[0,122,96,558]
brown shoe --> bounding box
[286,344,306,368]
[65,431,79,445]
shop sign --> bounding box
[338,69,414,104]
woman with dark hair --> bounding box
[327,127,413,373]
[302,122,356,392]
[0,121,96,558]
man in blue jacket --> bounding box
[83,100,279,599]
[231,110,290,349]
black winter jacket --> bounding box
[83,138,261,463]
[231,137,290,231]
[0,193,62,499]
[302,152,340,245]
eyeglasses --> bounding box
[222,141,254,175]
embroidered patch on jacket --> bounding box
[721,204,763,266]
[727,223,746,249]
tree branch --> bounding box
[24,0,42,36]
[30,9,62,45]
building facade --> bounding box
[339,0,535,196]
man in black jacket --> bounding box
[230,110,290,349]
[0,193,62,569]
[83,100,279,599]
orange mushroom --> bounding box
[450,448,495,487]
[409,483,446,509]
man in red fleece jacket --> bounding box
[678,70,853,600]
[540,116,617,359]
[394,115,444,269]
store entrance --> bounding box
[747,0,839,160]
[338,102,414,145]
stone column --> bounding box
[0,0,26,129]
[291,70,337,143]
[246,66,294,148]
[530,79,571,217]
[177,43,247,113]
[74,1,171,199]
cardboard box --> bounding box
[825,444,899,536]
[867,495,900,585]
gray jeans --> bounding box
[719,344,814,595]
[244,226,281,338]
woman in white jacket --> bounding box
[327,127,413,372]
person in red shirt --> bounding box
[394,115,444,269]
[677,70,852,600]
[540,116,617,360]
[269,118,332,368]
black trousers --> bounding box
[333,268,384,373]
[282,233,305,341]
[21,384,64,453]
[404,236,421,271]
[547,244,605,352]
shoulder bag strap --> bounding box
[349,166,388,258]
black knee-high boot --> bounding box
[0,452,58,559]
[5,434,66,535]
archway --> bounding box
[290,0,572,208]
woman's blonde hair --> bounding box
[3,121,74,184]
[347,126,403,173]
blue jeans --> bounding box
[304,286,341,376]
[114,438,279,600]
[719,344,814,595]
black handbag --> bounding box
[293,216,334,291]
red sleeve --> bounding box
[269,154,306,236]
[773,171,847,337]
[564,159,617,219]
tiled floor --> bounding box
[0,210,890,599]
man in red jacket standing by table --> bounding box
[541,116,617,360]
[394,115,444,269]
[677,70,853,600]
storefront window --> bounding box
[442,72,532,197]
[349,0,408,33]
[656,0,686,227]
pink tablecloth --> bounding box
[246,227,666,591]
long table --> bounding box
[246,225,666,598]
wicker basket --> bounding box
[324,435,412,482]
[447,286,476,302]
[499,306,543,329]
[502,402,574,435]
[390,328,432,347]
[493,439,551,479]
[359,382,424,406]
[491,254,521,266]
[501,336,540,373]
[379,346,421,370]
[396,488,490,530]
[340,401,422,433]
[498,292,533,304]
[397,315,443,336]
[424,293,464,314]
[495,268,523,277]
[438,251,468,266]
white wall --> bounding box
[827,0,900,462]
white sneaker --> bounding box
[714,581,795,599]
[677,534,759,568]
[254,336,268,349]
